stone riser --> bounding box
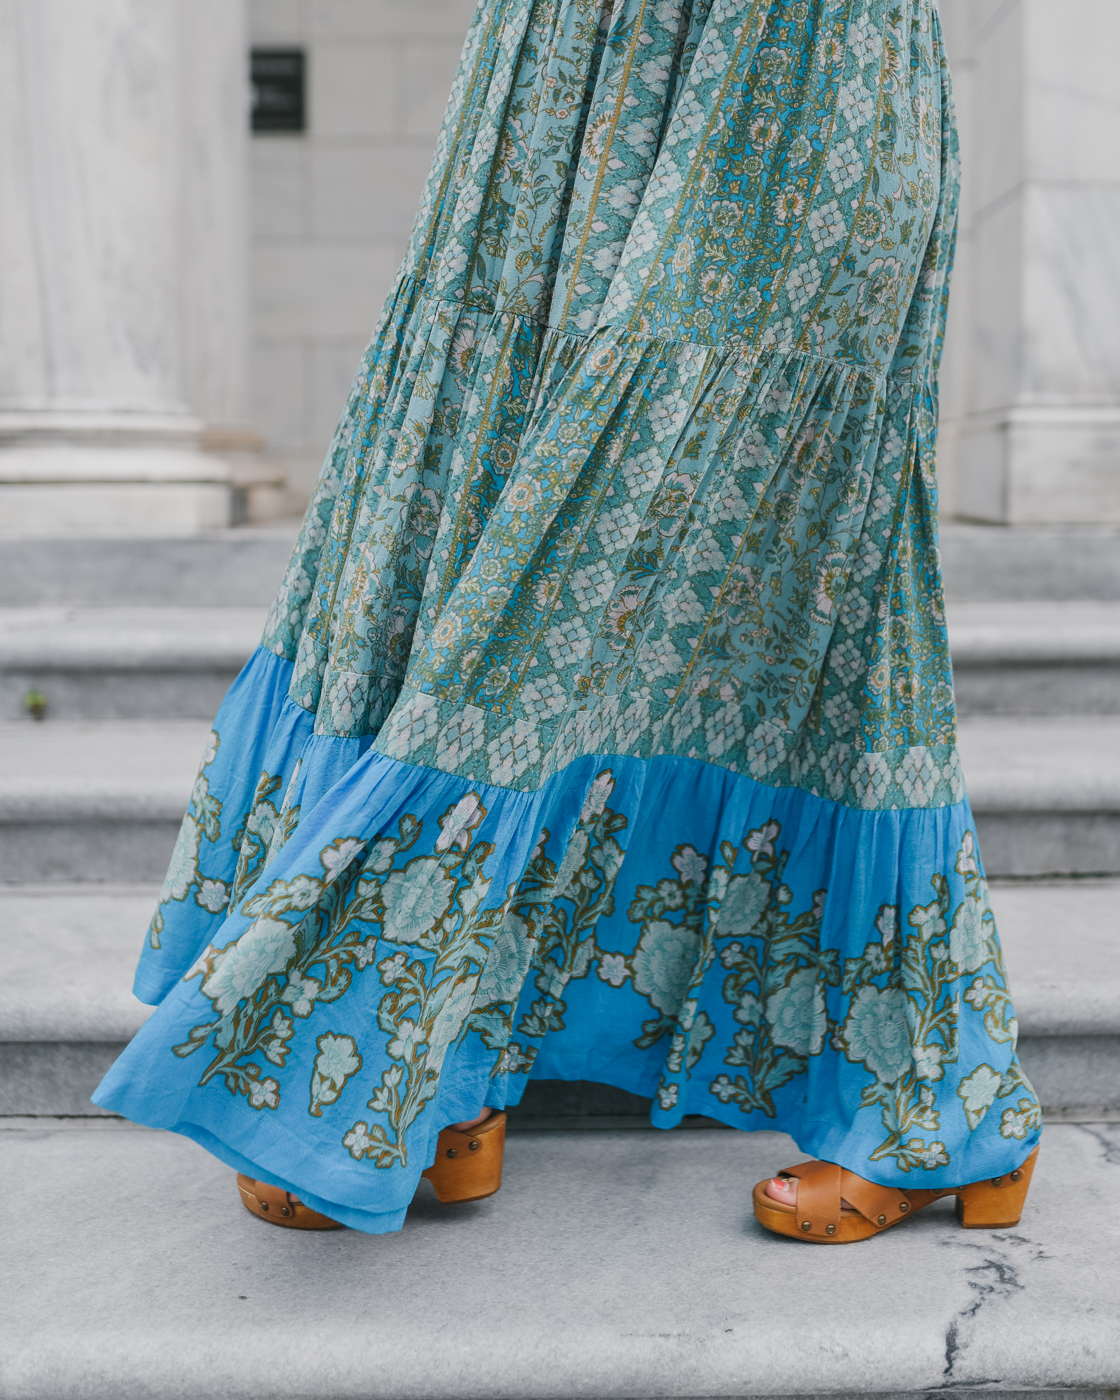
[3,1049,1116,1121]
[973,813,1120,878]
[954,665,1120,716]
[0,534,295,607]
[1,670,239,723]
[0,821,181,884]
[2,526,1117,608]
[5,662,1118,724]
[3,811,1114,885]
[6,1120,1116,1400]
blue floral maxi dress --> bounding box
[95,0,1042,1232]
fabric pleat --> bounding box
[95,0,1041,1232]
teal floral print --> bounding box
[96,0,1041,1234]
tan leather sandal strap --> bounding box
[838,1169,913,1228]
[782,1159,842,1239]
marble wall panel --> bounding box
[310,146,429,242]
[1022,184,1120,403]
[307,0,479,39]
[0,0,186,414]
[177,0,251,430]
[252,246,397,338]
[250,142,308,245]
[972,1,1024,220]
[1023,0,1120,183]
[250,338,311,451]
[967,194,1024,418]
[311,40,396,138]
[401,37,468,138]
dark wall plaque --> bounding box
[250,48,306,133]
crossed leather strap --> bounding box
[778,1160,937,1239]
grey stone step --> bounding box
[0,721,205,883]
[0,607,265,721]
[948,602,1120,716]
[0,528,297,608]
[2,1116,1117,1400]
[958,716,1120,876]
[2,716,1116,883]
[3,523,1117,609]
[6,601,1118,725]
[3,879,1116,1120]
[940,523,1120,602]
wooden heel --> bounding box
[421,1111,506,1204]
[954,1146,1039,1229]
[236,1175,344,1229]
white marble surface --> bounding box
[0,0,184,414]
[937,0,1120,524]
[247,0,474,502]
[177,0,252,433]
[0,0,248,531]
[1,1119,1117,1398]
[0,885,157,1041]
[958,715,1120,811]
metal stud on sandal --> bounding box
[236,1175,344,1229]
[235,1111,508,1228]
[421,1110,507,1203]
[753,1145,1039,1243]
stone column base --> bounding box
[0,412,233,535]
[956,406,1120,525]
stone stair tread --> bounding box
[2,877,1116,1047]
[1,886,156,1041]
[4,717,1118,812]
[0,721,207,820]
[957,716,1120,810]
[3,601,1118,671]
[947,601,1120,662]
[2,1118,1117,1399]
[994,879,1120,1036]
[0,530,298,608]
[0,607,265,669]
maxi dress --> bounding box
[95,0,1043,1233]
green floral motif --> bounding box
[310,1033,363,1117]
[342,793,506,1166]
[709,821,838,1116]
[472,770,630,1077]
[957,1063,1001,1132]
[175,834,375,1109]
[230,769,300,906]
[149,731,228,949]
[837,830,1031,1170]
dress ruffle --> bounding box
[97,650,1039,1233]
[95,0,1042,1231]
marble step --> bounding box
[3,524,1118,609]
[0,607,265,721]
[939,523,1120,602]
[957,716,1120,876]
[0,528,297,608]
[0,720,206,884]
[948,601,1120,716]
[2,1116,1117,1400]
[4,601,1119,723]
[2,880,1116,1120]
[2,716,1118,883]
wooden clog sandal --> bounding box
[236,1110,508,1228]
[421,1110,507,1203]
[753,1145,1039,1243]
[236,1175,344,1230]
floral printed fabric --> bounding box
[95,0,1041,1231]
